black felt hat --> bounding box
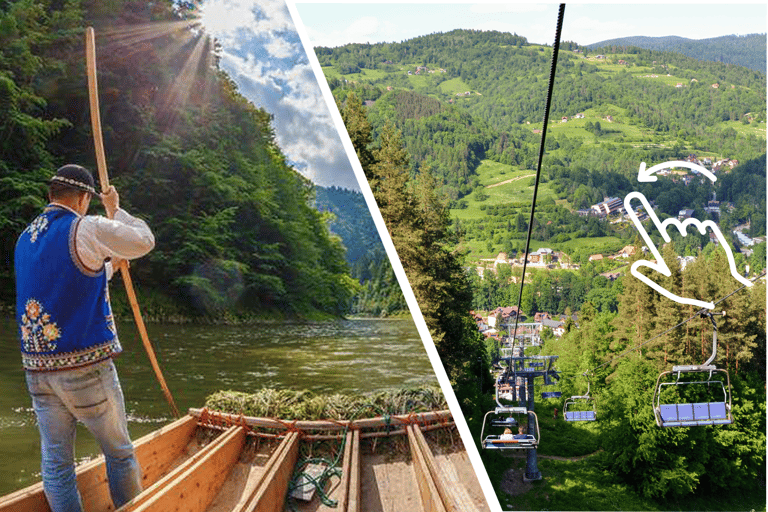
[50,165,96,195]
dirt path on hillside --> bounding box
[499,449,602,463]
[499,450,603,498]
[486,173,535,189]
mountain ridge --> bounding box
[586,33,766,73]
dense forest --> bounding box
[588,33,766,73]
[542,246,766,503]
[0,0,369,319]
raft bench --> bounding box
[657,402,731,427]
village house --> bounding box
[591,197,623,217]
[491,306,524,325]
[589,254,604,262]
[678,208,695,220]
[519,248,556,267]
[678,255,697,270]
[540,317,565,337]
[617,245,636,258]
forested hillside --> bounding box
[588,34,766,73]
[0,0,358,319]
[314,186,407,316]
[318,29,765,204]
[317,29,766,285]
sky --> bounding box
[199,0,360,191]
[294,3,767,48]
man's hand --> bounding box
[100,186,119,218]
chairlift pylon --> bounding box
[652,311,733,427]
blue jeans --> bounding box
[25,359,142,512]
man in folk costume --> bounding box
[15,164,154,512]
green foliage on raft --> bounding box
[204,386,447,421]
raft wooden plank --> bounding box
[240,431,299,512]
[129,426,245,512]
[408,425,447,512]
[410,424,457,512]
[346,429,361,512]
[334,431,354,512]
[0,415,198,512]
[229,431,294,512]
[117,424,240,512]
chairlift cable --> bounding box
[512,3,565,342]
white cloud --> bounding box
[561,15,638,45]
[205,0,358,190]
[266,36,299,59]
[469,4,550,15]
[305,15,384,47]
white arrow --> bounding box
[638,160,717,183]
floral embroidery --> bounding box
[22,341,121,371]
[27,215,49,243]
[105,313,117,337]
[20,299,60,353]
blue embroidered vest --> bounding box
[15,206,121,371]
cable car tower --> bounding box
[482,336,560,481]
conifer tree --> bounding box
[340,94,490,417]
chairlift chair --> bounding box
[480,406,540,450]
[564,374,597,422]
[653,312,733,427]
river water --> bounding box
[0,316,437,494]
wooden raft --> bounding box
[0,410,487,512]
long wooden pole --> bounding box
[86,27,179,418]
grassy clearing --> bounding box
[451,160,557,221]
[439,76,472,95]
[723,119,767,139]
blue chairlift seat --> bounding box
[564,410,596,421]
[657,402,731,427]
[483,434,537,450]
[563,376,597,422]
